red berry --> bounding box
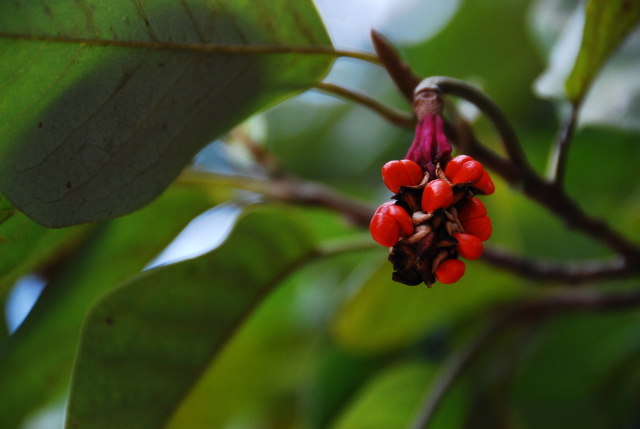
[382,160,423,193]
[457,197,487,222]
[461,216,492,241]
[453,232,484,260]
[444,155,473,179]
[435,259,466,284]
[451,160,484,185]
[421,179,453,213]
[370,202,414,247]
[473,170,495,195]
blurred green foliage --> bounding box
[1,0,640,428]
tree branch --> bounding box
[482,247,638,285]
[449,109,640,267]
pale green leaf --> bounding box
[565,0,640,102]
[0,0,333,227]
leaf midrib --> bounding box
[0,32,380,62]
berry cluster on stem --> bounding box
[370,85,495,286]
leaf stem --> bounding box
[313,82,414,128]
[370,30,422,101]
[546,102,580,185]
[417,77,530,171]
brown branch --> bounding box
[450,109,640,268]
[482,247,638,285]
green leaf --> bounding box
[329,361,469,429]
[65,206,319,428]
[513,313,640,428]
[0,0,333,227]
[0,183,218,428]
[565,0,640,102]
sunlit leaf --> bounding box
[0,0,332,227]
[66,206,319,428]
[0,183,218,428]
[565,0,640,102]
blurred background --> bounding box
[4,0,640,428]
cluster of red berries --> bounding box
[370,155,494,286]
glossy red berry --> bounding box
[382,160,424,193]
[457,197,487,222]
[435,259,466,284]
[461,216,492,241]
[370,202,414,247]
[421,179,453,213]
[444,155,473,179]
[453,232,484,260]
[473,170,495,195]
[450,159,484,185]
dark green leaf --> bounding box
[65,206,319,428]
[565,0,640,102]
[513,313,640,429]
[0,0,332,227]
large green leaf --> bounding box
[65,206,319,428]
[565,0,640,102]
[0,0,332,227]
[0,183,219,428]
